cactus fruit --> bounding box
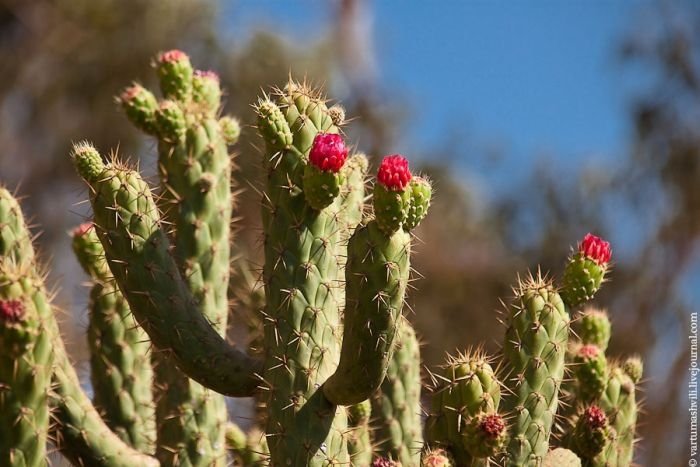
[561,234,611,308]
[373,155,413,234]
[371,317,424,466]
[303,132,349,209]
[570,405,611,459]
[373,457,403,467]
[462,412,508,459]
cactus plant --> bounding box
[0,50,643,467]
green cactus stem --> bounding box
[572,344,609,403]
[70,142,261,397]
[425,350,502,465]
[348,399,373,466]
[0,266,53,467]
[577,308,612,352]
[560,234,611,309]
[371,317,423,466]
[503,274,569,466]
[72,223,155,452]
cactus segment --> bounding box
[577,308,612,352]
[561,234,611,308]
[323,220,411,405]
[72,224,155,452]
[593,366,639,467]
[371,317,423,466]
[192,70,222,115]
[425,351,502,465]
[570,405,610,460]
[373,183,411,235]
[348,399,373,467]
[155,100,187,141]
[622,356,643,384]
[156,49,193,102]
[71,144,260,397]
[0,266,52,467]
[503,275,569,466]
[119,84,159,135]
[219,116,241,145]
[256,99,294,151]
[573,344,608,402]
[404,177,432,232]
[462,413,508,459]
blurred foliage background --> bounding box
[0,0,696,464]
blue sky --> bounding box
[226,1,655,176]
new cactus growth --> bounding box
[0,50,644,467]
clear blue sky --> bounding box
[226,1,654,176]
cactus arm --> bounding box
[338,153,369,235]
[347,399,373,466]
[322,219,411,405]
[130,51,236,466]
[70,143,261,397]
[51,337,160,467]
[72,224,156,452]
[0,265,53,467]
[371,316,423,466]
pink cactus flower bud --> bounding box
[194,70,220,82]
[158,49,188,64]
[371,458,401,467]
[377,154,412,191]
[579,233,611,265]
[73,222,94,237]
[119,84,144,103]
[0,299,25,323]
[583,405,607,429]
[578,344,601,359]
[479,413,506,439]
[309,133,348,173]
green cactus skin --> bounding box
[371,317,423,467]
[338,153,369,235]
[323,219,411,405]
[225,423,269,466]
[72,224,156,452]
[70,143,260,397]
[560,254,608,309]
[119,84,159,135]
[303,164,345,210]
[577,308,612,352]
[573,344,609,403]
[120,52,239,466]
[591,366,639,467]
[348,399,373,466]
[256,83,350,465]
[503,275,570,467]
[0,186,157,467]
[0,267,53,467]
[403,177,432,232]
[622,356,643,385]
[373,183,411,235]
[543,448,582,467]
[425,351,501,466]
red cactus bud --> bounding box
[158,49,188,64]
[194,70,220,82]
[309,133,348,173]
[73,222,94,237]
[479,413,506,439]
[0,299,25,322]
[578,344,601,359]
[119,84,143,103]
[583,405,607,429]
[579,233,611,265]
[377,154,412,191]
